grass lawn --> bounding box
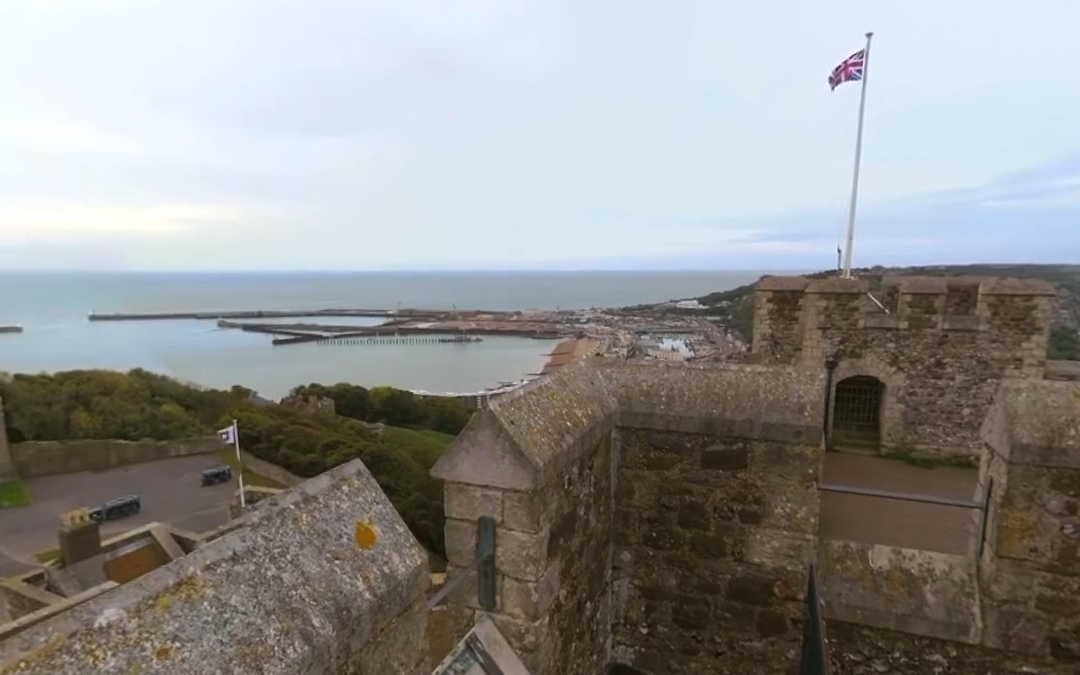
[35,547,59,563]
[0,479,32,509]
[216,450,286,489]
[381,426,453,470]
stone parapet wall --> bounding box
[610,428,818,673]
[434,358,1080,674]
[828,622,1074,675]
[0,459,432,675]
[433,359,828,674]
[978,379,1080,662]
[9,436,221,478]
[818,541,982,644]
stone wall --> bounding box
[979,378,1080,664]
[0,580,57,622]
[9,436,221,478]
[435,357,1080,675]
[752,276,1057,455]
[817,541,982,644]
[0,458,432,675]
[611,429,819,674]
[433,365,617,675]
[827,622,1073,675]
[434,358,827,675]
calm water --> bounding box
[0,272,760,398]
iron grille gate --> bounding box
[832,376,882,429]
[799,564,830,675]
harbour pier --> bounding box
[87,307,512,322]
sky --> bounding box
[1,0,1079,272]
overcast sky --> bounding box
[1,0,1078,272]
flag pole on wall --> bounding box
[829,31,874,279]
[232,419,246,508]
[218,420,246,508]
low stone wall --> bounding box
[0,579,59,622]
[10,436,220,478]
[0,582,119,642]
[818,540,982,644]
[0,459,432,675]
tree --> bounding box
[1048,325,1080,361]
[0,369,461,558]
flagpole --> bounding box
[232,419,246,508]
[841,31,874,279]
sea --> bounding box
[0,271,762,399]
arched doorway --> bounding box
[831,375,885,452]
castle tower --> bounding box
[0,395,15,480]
[751,275,1057,457]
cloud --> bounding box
[0,204,245,244]
[1,0,1079,271]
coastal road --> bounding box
[0,455,237,578]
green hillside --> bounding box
[0,369,473,561]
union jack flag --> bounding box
[828,49,865,91]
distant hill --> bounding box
[689,264,1080,361]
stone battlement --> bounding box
[751,275,1059,456]
[753,275,1055,370]
[432,356,1079,674]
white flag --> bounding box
[217,424,236,445]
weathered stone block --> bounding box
[700,444,749,471]
[689,533,727,558]
[745,530,815,570]
[496,528,548,582]
[676,502,710,531]
[725,574,778,606]
[503,490,544,533]
[444,518,478,567]
[444,482,503,523]
[502,565,559,621]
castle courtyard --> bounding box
[0,454,235,578]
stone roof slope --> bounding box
[0,459,429,675]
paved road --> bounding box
[0,455,236,577]
[819,453,981,555]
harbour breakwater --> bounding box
[298,335,483,346]
[86,308,511,321]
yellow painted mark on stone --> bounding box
[354,520,378,549]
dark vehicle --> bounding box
[89,495,141,522]
[201,465,233,487]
